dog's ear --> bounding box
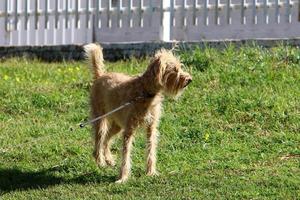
[148,57,164,85]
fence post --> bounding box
[161,0,171,41]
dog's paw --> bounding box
[93,152,107,167]
[115,177,128,184]
[105,158,116,167]
[98,162,107,167]
[96,159,107,167]
[146,170,159,177]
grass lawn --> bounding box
[0,45,299,199]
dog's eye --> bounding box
[173,66,179,72]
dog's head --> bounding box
[147,49,192,97]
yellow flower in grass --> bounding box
[3,75,9,80]
[204,133,210,141]
[15,77,20,82]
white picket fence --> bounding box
[0,0,299,46]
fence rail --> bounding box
[0,0,299,46]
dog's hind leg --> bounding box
[93,118,109,167]
[103,122,121,166]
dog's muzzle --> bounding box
[184,78,192,87]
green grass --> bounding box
[0,45,299,199]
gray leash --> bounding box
[79,95,151,128]
[79,101,132,128]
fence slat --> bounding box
[138,0,142,27]
[14,0,18,30]
[160,0,163,26]
[215,0,219,25]
[86,0,90,28]
[192,0,197,25]
[263,0,268,23]
[170,0,174,26]
[55,0,58,28]
[252,0,256,24]
[4,0,8,31]
[35,0,38,29]
[75,0,79,28]
[127,0,132,27]
[24,0,28,30]
[204,0,208,25]
[45,0,48,28]
[285,0,290,23]
[226,0,230,24]
[299,0,300,21]
[181,0,186,27]
[241,0,245,24]
[95,0,99,28]
[107,0,110,27]
[65,0,69,28]
[162,0,171,41]
[117,0,121,27]
[148,0,153,26]
[275,0,279,23]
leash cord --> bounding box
[79,96,146,128]
[79,102,131,128]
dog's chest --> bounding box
[143,111,154,124]
[142,103,161,125]
[126,96,162,126]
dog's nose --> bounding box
[184,78,192,87]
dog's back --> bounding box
[84,43,134,90]
[84,44,138,127]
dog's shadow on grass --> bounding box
[0,167,115,194]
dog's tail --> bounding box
[84,43,105,80]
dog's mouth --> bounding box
[184,78,192,88]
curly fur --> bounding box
[84,43,192,183]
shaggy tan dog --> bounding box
[84,43,192,183]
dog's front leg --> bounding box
[146,124,159,176]
[116,128,134,183]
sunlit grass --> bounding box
[0,45,299,199]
